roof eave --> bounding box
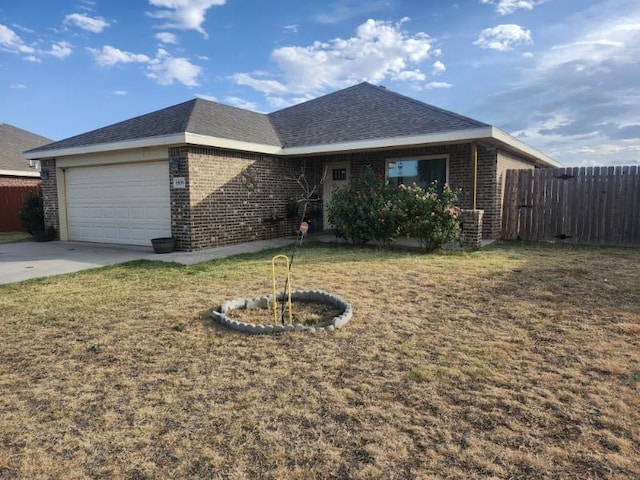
[282,127,561,167]
[24,132,283,159]
[490,127,562,168]
[0,169,41,177]
[23,126,560,168]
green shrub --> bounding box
[327,166,461,250]
[19,193,45,235]
[398,182,461,251]
[327,166,400,246]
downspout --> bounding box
[471,142,478,209]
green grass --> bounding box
[1,242,639,478]
[0,232,32,244]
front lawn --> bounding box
[1,243,639,479]
[0,232,31,244]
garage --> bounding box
[65,161,171,246]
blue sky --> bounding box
[1,0,639,166]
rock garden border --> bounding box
[211,290,353,334]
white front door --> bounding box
[322,161,350,230]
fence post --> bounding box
[462,209,484,250]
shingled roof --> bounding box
[0,123,51,175]
[25,82,558,167]
[269,82,488,148]
[28,98,281,154]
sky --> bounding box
[1,0,639,167]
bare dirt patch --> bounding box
[227,300,344,327]
[1,242,639,478]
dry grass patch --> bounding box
[1,242,639,479]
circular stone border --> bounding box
[211,290,353,334]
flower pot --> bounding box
[151,237,176,254]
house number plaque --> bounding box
[172,177,186,189]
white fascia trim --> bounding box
[282,128,494,156]
[184,133,282,155]
[0,169,40,177]
[490,127,562,168]
[24,133,188,159]
[23,126,561,167]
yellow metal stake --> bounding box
[271,255,292,324]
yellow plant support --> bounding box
[271,255,292,324]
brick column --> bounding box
[41,159,59,239]
[462,209,483,250]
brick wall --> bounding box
[176,146,304,251]
[292,143,505,237]
[40,159,59,237]
[0,176,41,187]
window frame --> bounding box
[385,154,450,188]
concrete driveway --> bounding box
[0,238,296,285]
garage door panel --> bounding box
[66,162,171,246]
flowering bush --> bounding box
[327,166,461,250]
[397,182,461,251]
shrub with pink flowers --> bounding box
[327,166,461,250]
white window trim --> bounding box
[385,154,450,186]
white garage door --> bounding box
[66,162,171,246]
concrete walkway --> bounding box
[0,237,297,285]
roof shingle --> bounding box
[27,82,490,155]
[0,123,51,173]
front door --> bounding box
[322,161,350,230]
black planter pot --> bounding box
[151,237,176,254]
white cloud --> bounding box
[473,4,640,166]
[232,18,436,102]
[432,60,446,74]
[480,0,546,15]
[425,81,453,89]
[225,96,259,111]
[284,24,298,34]
[155,32,179,44]
[147,0,226,37]
[473,24,532,51]
[48,41,73,59]
[147,50,201,86]
[65,13,110,33]
[88,44,201,87]
[88,45,151,66]
[196,93,217,101]
[113,90,128,95]
[0,24,35,55]
[10,83,27,89]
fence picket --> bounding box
[502,166,639,247]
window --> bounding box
[332,168,347,181]
[386,155,448,190]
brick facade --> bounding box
[40,159,59,238]
[294,142,507,240]
[38,143,537,251]
[0,176,41,187]
[171,146,306,251]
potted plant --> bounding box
[151,237,176,253]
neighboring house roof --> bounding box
[0,123,51,177]
[25,82,560,167]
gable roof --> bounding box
[0,123,51,177]
[25,82,559,167]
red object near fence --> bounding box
[0,184,42,232]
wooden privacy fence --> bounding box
[0,185,41,232]
[502,166,640,247]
